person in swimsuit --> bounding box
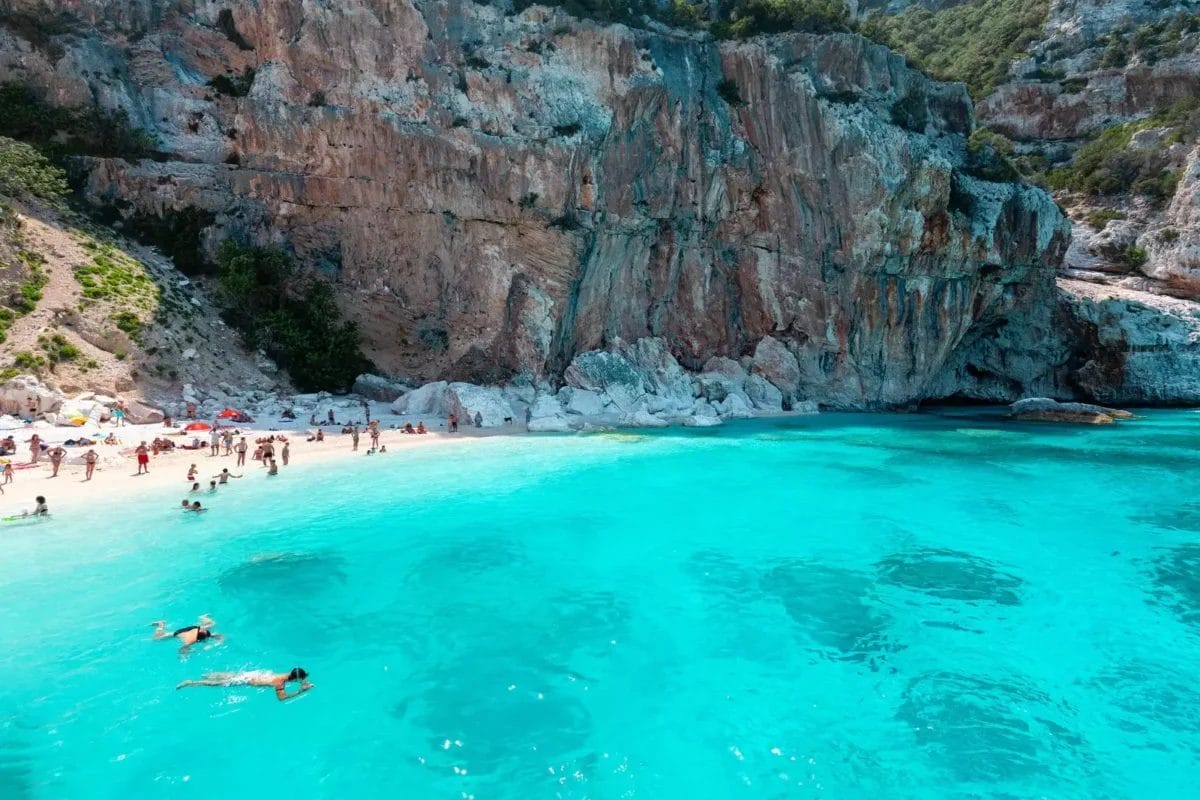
[84,449,98,481]
[135,442,150,475]
[47,445,67,477]
[213,468,242,485]
[152,615,223,655]
[177,667,313,701]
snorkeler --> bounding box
[176,668,313,701]
[151,615,223,654]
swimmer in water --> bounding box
[176,667,313,701]
[151,615,223,655]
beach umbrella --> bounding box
[184,422,212,432]
[217,408,242,419]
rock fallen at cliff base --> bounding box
[124,399,164,425]
[390,381,448,415]
[444,383,516,428]
[617,404,670,429]
[353,373,409,402]
[1010,397,1134,425]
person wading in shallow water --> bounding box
[177,668,313,701]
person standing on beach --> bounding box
[351,425,360,452]
[210,427,220,456]
[84,449,98,481]
[112,404,125,427]
[235,437,248,467]
[27,433,41,464]
[327,408,335,425]
[474,411,482,428]
[281,441,289,466]
[361,399,370,421]
[222,429,234,456]
[135,442,150,475]
[369,421,380,449]
[448,413,458,433]
[2,461,13,485]
[47,445,67,477]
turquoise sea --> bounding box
[2,410,1200,798]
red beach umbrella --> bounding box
[184,422,212,432]
[217,408,241,419]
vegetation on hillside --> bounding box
[711,0,852,39]
[0,82,155,162]
[1046,98,1199,203]
[1095,12,1200,68]
[0,137,68,201]
[860,0,1050,100]
[215,241,370,391]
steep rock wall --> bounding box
[0,0,1070,406]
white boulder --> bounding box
[559,387,608,416]
[717,392,755,419]
[617,403,669,428]
[445,383,516,427]
[390,381,448,415]
[744,374,783,411]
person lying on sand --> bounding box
[177,668,313,701]
[152,615,223,654]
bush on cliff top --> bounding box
[859,0,1051,100]
[215,241,370,392]
[712,0,852,39]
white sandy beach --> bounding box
[0,402,528,517]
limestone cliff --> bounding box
[0,0,1073,407]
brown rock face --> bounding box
[0,1,1069,407]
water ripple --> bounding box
[897,671,1094,786]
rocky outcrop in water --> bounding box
[0,0,1076,408]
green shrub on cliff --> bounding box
[1047,98,1198,203]
[1095,12,1200,68]
[860,0,1050,100]
[0,82,155,161]
[712,0,852,39]
[215,241,370,391]
[0,137,68,200]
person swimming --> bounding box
[176,667,313,701]
[151,615,223,655]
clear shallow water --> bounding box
[2,410,1200,799]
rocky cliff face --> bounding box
[1,0,1076,406]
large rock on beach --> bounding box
[0,375,65,417]
[390,381,448,415]
[123,399,164,425]
[444,383,515,427]
[352,373,409,402]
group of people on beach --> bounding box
[153,614,313,701]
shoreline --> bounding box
[0,411,527,517]
[1,402,1166,517]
